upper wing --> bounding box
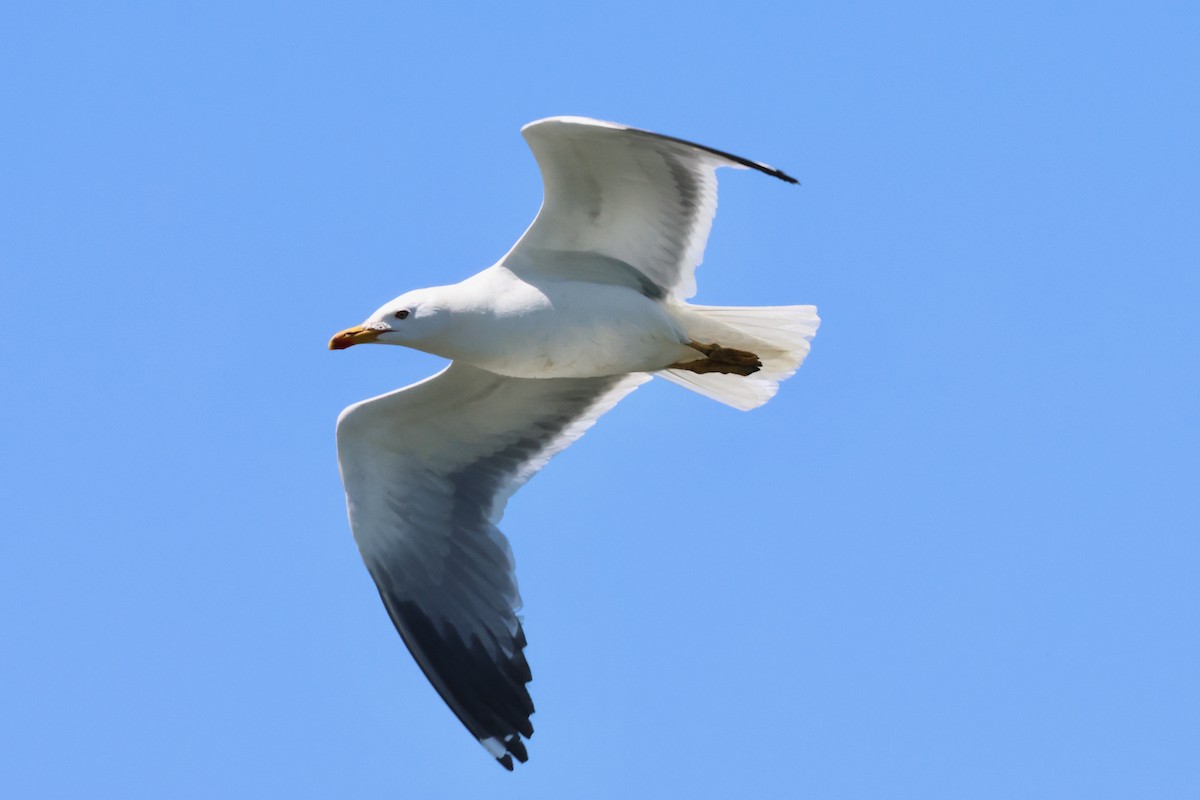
[335,362,649,769]
[507,116,797,300]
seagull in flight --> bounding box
[329,116,819,769]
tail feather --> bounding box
[657,303,819,410]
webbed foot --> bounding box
[668,341,762,376]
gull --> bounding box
[329,116,820,769]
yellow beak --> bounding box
[328,325,382,350]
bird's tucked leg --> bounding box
[668,341,762,376]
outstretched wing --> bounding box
[507,116,797,300]
[335,362,649,769]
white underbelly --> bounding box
[445,282,694,378]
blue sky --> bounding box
[3,1,1198,797]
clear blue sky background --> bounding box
[3,2,1197,797]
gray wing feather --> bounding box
[509,116,795,300]
[336,362,649,769]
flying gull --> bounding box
[329,116,820,769]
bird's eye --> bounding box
[394,310,410,320]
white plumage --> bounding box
[329,116,819,769]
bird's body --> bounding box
[329,116,820,769]
[383,263,696,378]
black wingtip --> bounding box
[624,125,800,185]
[536,117,802,186]
[491,734,529,771]
[507,736,529,763]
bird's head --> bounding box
[328,290,446,351]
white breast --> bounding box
[435,267,694,379]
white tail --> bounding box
[657,303,820,410]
